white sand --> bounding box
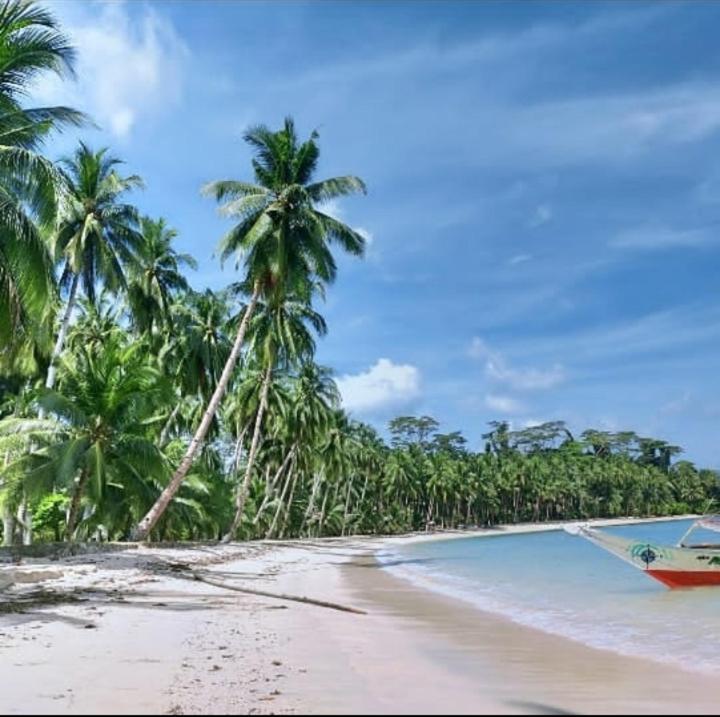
[0,516,715,715]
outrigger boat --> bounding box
[565,516,720,588]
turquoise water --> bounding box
[380,520,720,673]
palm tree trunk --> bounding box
[255,445,295,528]
[158,401,182,447]
[341,476,354,536]
[265,452,297,539]
[317,489,330,537]
[222,363,272,542]
[131,282,260,541]
[65,468,90,541]
[45,272,79,394]
[301,470,322,535]
[251,465,272,525]
[278,464,300,539]
[2,506,14,547]
[1,451,14,546]
[232,422,250,473]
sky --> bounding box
[31,0,720,466]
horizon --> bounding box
[30,0,720,466]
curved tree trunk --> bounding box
[301,470,322,536]
[251,465,273,527]
[45,273,79,395]
[131,283,260,541]
[254,445,295,528]
[265,451,296,539]
[222,363,272,542]
[278,463,300,539]
[158,401,182,448]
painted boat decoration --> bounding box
[565,516,720,589]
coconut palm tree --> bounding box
[132,117,366,541]
[154,289,232,447]
[46,143,143,391]
[127,217,197,336]
[222,288,327,540]
[0,0,84,345]
[0,334,171,540]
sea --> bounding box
[379,519,720,674]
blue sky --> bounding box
[33,1,720,465]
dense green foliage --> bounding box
[0,1,717,546]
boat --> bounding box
[564,516,720,588]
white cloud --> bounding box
[508,253,532,266]
[522,418,545,428]
[469,337,565,390]
[610,225,715,250]
[528,204,553,228]
[506,304,720,367]
[319,201,373,247]
[337,358,420,413]
[485,394,527,414]
[659,391,693,416]
[355,226,374,246]
[32,2,188,138]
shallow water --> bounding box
[381,520,720,674]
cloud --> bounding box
[278,6,716,170]
[469,337,565,390]
[355,227,374,246]
[337,358,420,413]
[32,2,188,138]
[485,394,527,414]
[610,225,716,250]
[522,418,546,428]
[528,204,553,228]
[319,201,375,248]
[659,391,693,416]
[506,304,720,367]
[508,253,532,266]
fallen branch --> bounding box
[189,571,367,615]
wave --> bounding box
[378,547,720,675]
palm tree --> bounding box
[0,0,84,345]
[127,216,197,336]
[222,287,327,540]
[132,117,366,540]
[0,334,171,540]
[46,143,143,391]
[155,289,232,446]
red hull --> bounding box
[648,569,720,588]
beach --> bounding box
[2,517,719,715]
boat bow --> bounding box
[564,523,720,588]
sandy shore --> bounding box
[1,515,717,715]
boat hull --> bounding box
[647,569,720,588]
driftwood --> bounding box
[189,571,367,615]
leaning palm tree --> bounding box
[0,0,84,345]
[45,143,143,391]
[126,216,197,336]
[132,116,366,541]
